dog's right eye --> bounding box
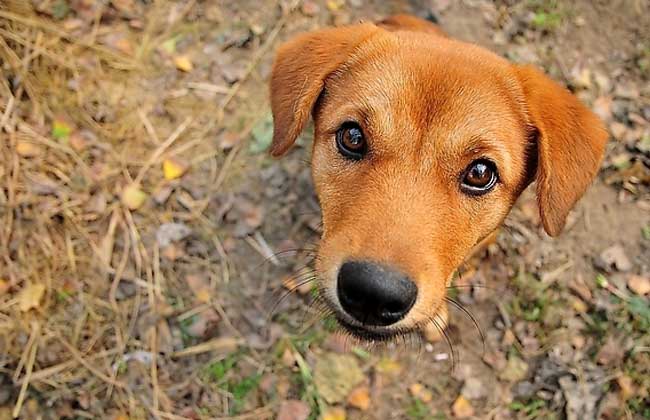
[336,122,367,160]
[460,159,498,196]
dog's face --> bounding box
[270,16,607,340]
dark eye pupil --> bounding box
[461,159,498,195]
[336,123,366,160]
[468,163,490,186]
[344,128,363,149]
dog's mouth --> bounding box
[332,312,417,342]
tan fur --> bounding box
[269,15,607,337]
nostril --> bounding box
[337,260,418,326]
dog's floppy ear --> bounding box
[269,23,379,156]
[515,65,608,236]
[377,14,447,37]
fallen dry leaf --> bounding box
[156,222,191,248]
[347,385,370,410]
[301,1,320,16]
[161,243,185,261]
[281,348,296,367]
[0,279,9,296]
[18,283,46,312]
[599,244,633,272]
[16,141,42,157]
[559,375,604,420]
[326,0,344,11]
[570,66,592,89]
[52,118,73,140]
[68,132,87,152]
[627,274,650,295]
[593,71,612,93]
[162,158,187,180]
[174,55,193,72]
[314,353,364,404]
[499,354,528,382]
[616,375,636,401]
[121,184,147,210]
[596,335,625,366]
[375,357,402,377]
[452,395,474,418]
[277,400,310,420]
[186,308,219,338]
[153,184,174,205]
[185,274,212,303]
[593,96,613,122]
[321,407,346,420]
[460,377,487,400]
[219,131,241,150]
[610,121,628,141]
[409,383,433,403]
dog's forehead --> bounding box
[325,32,526,143]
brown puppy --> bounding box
[269,15,607,341]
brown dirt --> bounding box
[0,1,649,419]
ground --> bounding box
[0,0,649,419]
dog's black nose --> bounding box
[337,261,417,326]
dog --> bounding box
[269,14,607,341]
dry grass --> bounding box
[0,1,298,418]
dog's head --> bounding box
[269,15,607,340]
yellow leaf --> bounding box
[18,283,46,312]
[163,158,187,180]
[628,274,650,295]
[0,278,9,295]
[321,407,346,420]
[452,395,474,418]
[16,141,42,157]
[375,357,402,376]
[326,0,344,11]
[121,184,147,210]
[409,383,432,403]
[617,375,636,400]
[174,55,193,72]
[347,386,370,410]
[52,119,72,140]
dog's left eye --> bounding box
[460,159,498,195]
[336,122,367,160]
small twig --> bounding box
[170,337,242,358]
[194,0,301,141]
[0,9,136,69]
[150,326,160,416]
[252,232,280,266]
[541,259,574,284]
[15,349,120,385]
[18,122,92,176]
[138,108,162,145]
[12,323,39,418]
[54,334,127,389]
[186,82,229,94]
[133,116,192,185]
[12,321,40,382]
[496,301,512,329]
[0,93,14,130]
[108,223,131,314]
